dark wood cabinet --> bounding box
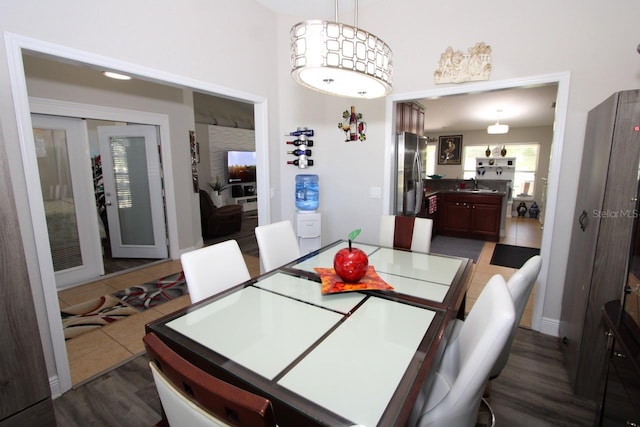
[597,301,640,426]
[560,90,640,400]
[439,192,502,241]
[396,102,425,136]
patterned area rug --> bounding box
[61,295,140,340]
[112,272,187,309]
[62,272,188,341]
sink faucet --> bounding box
[470,178,479,190]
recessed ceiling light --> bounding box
[102,71,132,80]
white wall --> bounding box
[273,0,640,334]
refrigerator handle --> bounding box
[414,152,423,215]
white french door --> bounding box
[98,125,168,259]
[31,114,104,287]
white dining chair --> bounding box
[180,239,250,303]
[408,274,515,427]
[490,254,542,379]
[145,332,276,427]
[255,220,301,272]
[379,214,433,253]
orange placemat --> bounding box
[314,266,394,295]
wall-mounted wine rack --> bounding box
[285,127,314,168]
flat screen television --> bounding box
[227,150,257,184]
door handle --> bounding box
[106,200,112,206]
[578,210,587,231]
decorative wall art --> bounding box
[434,42,492,84]
[189,130,199,193]
[338,106,367,142]
[438,135,463,165]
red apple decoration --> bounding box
[333,229,368,283]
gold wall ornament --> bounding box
[434,42,492,84]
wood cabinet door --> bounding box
[395,103,405,132]
[402,103,414,133]
[441,201,471,233]
[470,203,501,240]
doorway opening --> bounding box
[386,73,571,334]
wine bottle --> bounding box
[285,128,314,137]
[349,106,357,141]
[287,149,312,156]
[287,158,314,168]
[286,139,314,147]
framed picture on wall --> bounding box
[438,135,462,165]
[190,130,199,193]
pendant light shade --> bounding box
[487,110,509,134]
[487,121,509,134]
[290,4,393,98]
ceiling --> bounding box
[416,84,558,133]
[195,1,558,133]
[193,83,558,133]
[254,0,386,19]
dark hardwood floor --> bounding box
[52,328,598,426]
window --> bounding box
[463,144,540,196]
[425,143,436,176]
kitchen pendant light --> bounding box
[487,110,509,134]
[290,0,393,99]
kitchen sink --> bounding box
[454,188,498,193]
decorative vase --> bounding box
[213,192,224,207]
[485,146,491,157]
[501,145,507,157]
[517,202,528,217]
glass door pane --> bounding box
[34,127,82,271]
[109,136,154,246]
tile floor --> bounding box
[465,216,543,328]
[59,218,541,387]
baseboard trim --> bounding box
[50,375,62,399]
[539,316,560,337]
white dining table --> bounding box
[146,240,472,427]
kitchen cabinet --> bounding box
[439,192,503,241]
[560,90,640,400]
[396,102,425,136]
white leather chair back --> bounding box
[410,274,515,427]
[490,255,542,378]
[150,362,229,427]
[411,217,433,253]
[255,220,301,272]
[180,240,250,303]
[378,215,433,254]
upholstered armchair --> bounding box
[199,190,242,238]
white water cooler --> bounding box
[296,212,321,254]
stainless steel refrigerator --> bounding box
[395,132,427,216]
